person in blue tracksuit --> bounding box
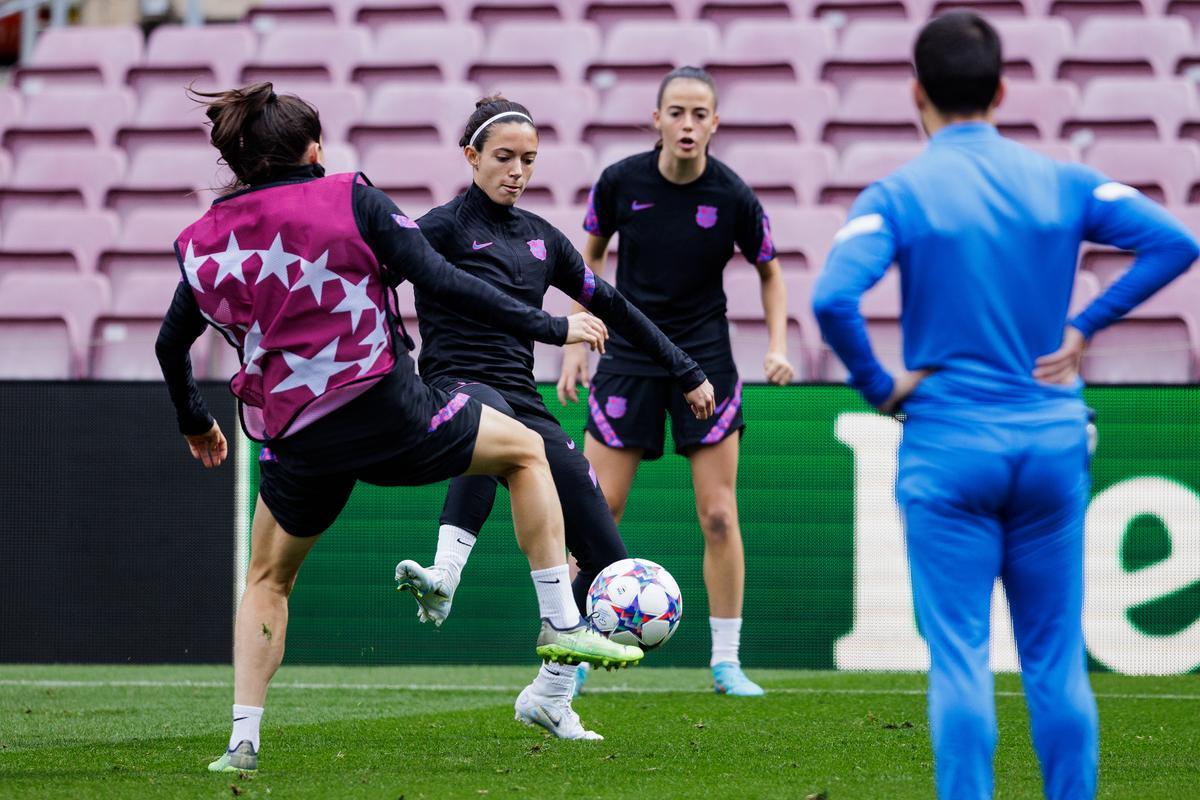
[812,12,1198,800]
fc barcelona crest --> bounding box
[696,205,718,229]
[605,395,627,419]
[527,239,547,261]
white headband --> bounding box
[467,111,534,149]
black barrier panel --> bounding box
[0,381,236,663]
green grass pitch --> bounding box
[1,665,1197,799]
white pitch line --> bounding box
[0,679,1197,701]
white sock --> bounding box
[531,565,582,629]
[229,704,263,751]
[710,617,742,667]
[530,662,577,699]
[434,524,475,594]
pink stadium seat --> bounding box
[1024,141,1080,162]
[704,20,838,88]
[106,145,228,217]
[723,269,809,381]
[584,0,680,29]
[814,268,904,382]
[1,146,126,216]
[356,0,467,24]
[595,141,656,171]
[719,143,838,207]
[350,84,482,154]
[582,81,661,151]
[821,81,922,152]
[691,0,797,24]
[321,142,361,174]
[0,89,22,142]
[115,86,210,157]
[88,270,187,380]
[353,23,484,88]
[469,22,601,85]
[1048,0,1151,31]
[241,27,371,86]
[995,81,1079,142]
[467,0,566,24]
[3,88,136,156]
[0,149,11,186]
[1057,17,1189,89]
[526,146,596,205]
[536,205,591,252]
[819,141,925,208]
[720,84,839,145]
[245,0,352,26]
[0,209,119,277]
[587,21,720,82]
[811,0,911,22]
[288,85,366,145]
[13,26,144,89]
[127,24,257,93]
[820,21,918,92]
[362,145,471,213]
[99,207,199,288]
[766,205,847,272]
[991,18,1074,83]
[0,272,111,378]
[532,339,564,381]
[1062,78,1194,143]
[0,318,74,378]
[1085,140,1200,207]
[1081,272,1200,383]
[478,83,598,146]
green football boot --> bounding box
[534,618,643,669]
[207,740,257,773]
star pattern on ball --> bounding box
[210,232,253,288]
[270,337,358,397]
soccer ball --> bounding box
[586,558,682,649]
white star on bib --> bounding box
[331,275,377,331]
[256,233,299,288]
[270,337,356,396]
[291,251,339,304]
[243,321,266,376]
[211,232,252,288]
[181,241,208,293]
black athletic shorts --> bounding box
[258,384,483,538]
[584,369,744,460]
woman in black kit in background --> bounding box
[393,96,714,739]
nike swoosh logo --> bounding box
[631,201,654,211]
[471,240,494,250]
[233,716,248,722]
[537,578,561,584]
[536,703,563,727]
[457,538,473,546]
[566,440,576,450]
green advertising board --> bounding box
[241,385,1200,675]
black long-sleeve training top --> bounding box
[415,183,707,404]
[155,165,571,464]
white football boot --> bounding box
[394,560,453,626]
[514,685,603,741]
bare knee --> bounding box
[246,562,299,598]
[698,502,738,545]
[507,426,548,474]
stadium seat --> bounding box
[0,272,111,378]
[1060,78,1195,144]
[1081,272,1200,383]
[811,0,912,23]
[115,86,211,157]
[991,18,1074,83]
[813,268,905,382]
[766,205,848,272]
[245,0,353,26]
[1085,140,1200,206]
[0,89,22,143]
[820,21,919,92]
[0,209,119,277]
[468,22,601,85]
[821,81,922,152]
[127,24,258,93]
[719,143,838,207]
[106,145,228,217]
[2,88,137,156]
[582,81,661,152]
[995,81,1079,142]
[0,149,10,187]
[819,141,925,208]
[723,269,809,381]
[356,0,467,24]
[595,141,656,171]
[1048,0,1152,32]
[1057,17,1190,89]
[350,84,482,154]
[287,85,367,145]
[1,146,126,216]
[241,26,371,86]
[584,0,681,30]
[536,205,591,252]
[99,207,200,288]
[13,25,144,89]
[362,145,471,213]
[526,146,597,205]
[480,83,598,146]
[353,23,484,88]
[691,0,798,25]
[89,271,185,380]
[704,20,838,89]
[322,142,361,174]
[587,21,720,82]
[720,84,839,145]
